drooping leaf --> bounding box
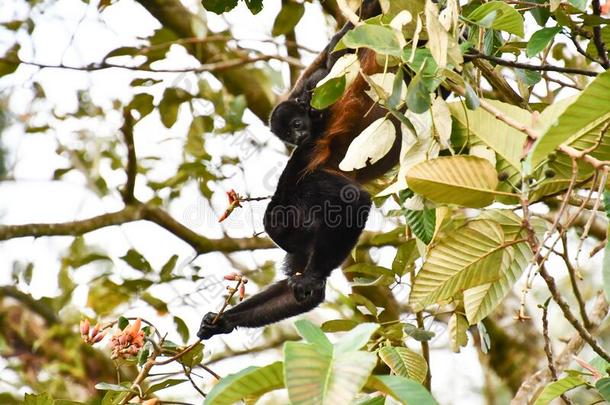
[204,362,284,405]
[378,346,428,383]
[147,379,187,394]
[448,313,469,353]
[201,0,239,14]
[272,2,305,36]
[406,156,499,208]
[403,206,436,244]
[120,249,152,273]
[409,220,506,310]
[339,118,397,171]
[533,376,586,405]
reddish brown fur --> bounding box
[306,49,400,183]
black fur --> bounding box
[197,1,380,340]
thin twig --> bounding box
[464,49,599,77]
[560,234,591,329]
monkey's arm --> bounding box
[197,278,325,339]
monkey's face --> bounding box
[269,101,312,146]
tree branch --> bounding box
[0,202,399,254]
[591,0,610,68]
[464,49,599,77]
[512,292,609,404]
[121,110,137,204]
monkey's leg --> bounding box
[197,278,324,339]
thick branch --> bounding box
[464,49,599,77]
[0,286,59,324]
[0,203,399,254]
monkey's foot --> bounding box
[288,274,325,302]
[197,312,234,340]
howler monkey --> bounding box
[197,0,401,340]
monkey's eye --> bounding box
[291,119,304,130]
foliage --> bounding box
[0,0,609,403]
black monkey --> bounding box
[197,0,397,340]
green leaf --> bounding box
[118,316,129,330]
[272,2,304,36]
[173,316,189,343]
[596,377,610,402]
[128,93,154,119]
[467,1,525,37]
[533,376,585,405]
[404,323,436,342]
[403,206,435,244]
[526,27,562,57]
[378,346,428,383]
[464,84,480,110]
[160,254,179,281]
[244,0,263,14]
[204,362,284,405]
[201,0,238,14]
[294,319,332,351]
[284,342,377,405]
[342,24,403,56]
[568,0,587,11]
[406,156,499,208]
[464,211,531,324]
[24,393,53,405]
[147,379,187,394]
[119,249,152,273]
[94,383,132,392]
[365,375,438,405]
[0,44,20,78]
[179,343,204,368]
[406,72,432,114]
[334,323,379,354]
[311,76,346,110]
[410,220,506,310]
[321,319,359,332]
[529,69,610,167]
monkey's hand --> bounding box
[197,312,235,340]
[288,274,325,302]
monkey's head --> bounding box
[269,100,313,146]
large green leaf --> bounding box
[406,156,499,208]
[449,100,528,170]
[463,210,532,324]
[533,376,585,405]
[365,375,438,405]
[529,69,610,167]
[342,24,403,57]
[204,362,284,405]
[378,346,428,383]
[467,1,525,37]
[410,220,506,310]
[283,342,377,405]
